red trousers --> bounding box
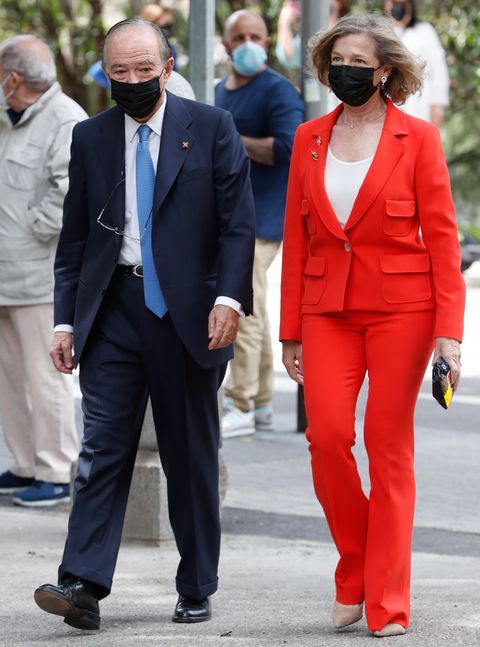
[302,310,435,630]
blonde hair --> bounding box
[311,13,424,104]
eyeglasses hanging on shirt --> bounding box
[96,169,152,242]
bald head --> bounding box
[0,35,56,92]
[223,10,270,56]
[224,10,268,39]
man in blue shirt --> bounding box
[215,10,304,436]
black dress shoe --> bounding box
[34,581,100,630]
[172,594,211,623]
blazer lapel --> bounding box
[152,91,195,214]
[345,101,408,231]
[98,106,126,234]
[307,104,348,241]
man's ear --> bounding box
[8,70,23,89]
[264,36,272,50]
[163,57,174,79]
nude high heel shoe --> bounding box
[333,601,364,629]
[373,623,406,637]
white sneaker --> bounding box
[254,406,274,431]
[222,406,255,439]
[222,396,235,415]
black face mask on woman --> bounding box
[391,2,407,21]
[110,75,162,119]
[328,64,382,107]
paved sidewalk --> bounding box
[0,262,479,646]
[1,481,479,647]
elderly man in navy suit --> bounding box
[34,18,255,630]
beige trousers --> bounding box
[225,238,281,412]
[0,304,78,483]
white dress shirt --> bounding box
[55,94,242,333]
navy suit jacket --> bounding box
[54,92,255,369]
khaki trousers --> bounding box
[225,238,281,412]
[0,304,78,483]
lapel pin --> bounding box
[316,135,322,147]
[311,150,318,161]
[181,140,189,149]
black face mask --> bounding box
[110,76,162,119]
[328,64,381,107]
[391,2,407,21]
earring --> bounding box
[380,75,388,91]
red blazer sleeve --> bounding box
[415,124,466,341]
[280,125,308,341]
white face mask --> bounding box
[0,74,13,107]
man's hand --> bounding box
[50,331,75,374]
[208,305,239,350]
[282,340,304,385]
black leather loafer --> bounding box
[172,595,211,623]
[34,581,100,630]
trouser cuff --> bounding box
[176,576,218,600]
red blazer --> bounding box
[280,100,465,342]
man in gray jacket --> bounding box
[0,35,86,506]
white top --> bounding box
[325,146,373,227]
[394,22,449,122]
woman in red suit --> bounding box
[280,13,465,638]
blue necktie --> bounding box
[136,124,167,318]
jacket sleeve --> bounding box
[214,109,256,315]
[280,124,308,341]
[267,80,305,166]
[53,124,90,326]
[415,123,465,340]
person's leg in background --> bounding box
[0,306,36,492]
[362,310,435,634]
[223,238,281,436]
[0,304,78,504]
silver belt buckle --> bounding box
[132,264,143,278]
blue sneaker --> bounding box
[13,481,70,507]
[0,470,34,494]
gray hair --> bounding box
[102,18,171,68]
[0,35,56,92]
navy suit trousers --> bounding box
[58,272,226,600]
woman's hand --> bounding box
[282,340,304,385]
[433,337,461,391]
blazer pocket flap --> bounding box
[380,253,430,274]
[300,199,310,215]
[304,256,326,276]
[385,200,416,217]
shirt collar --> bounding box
[125,92,167,142]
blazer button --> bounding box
[344,242,351,252]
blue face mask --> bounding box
[232,41,267,77]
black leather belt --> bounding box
[115,264,143,277]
